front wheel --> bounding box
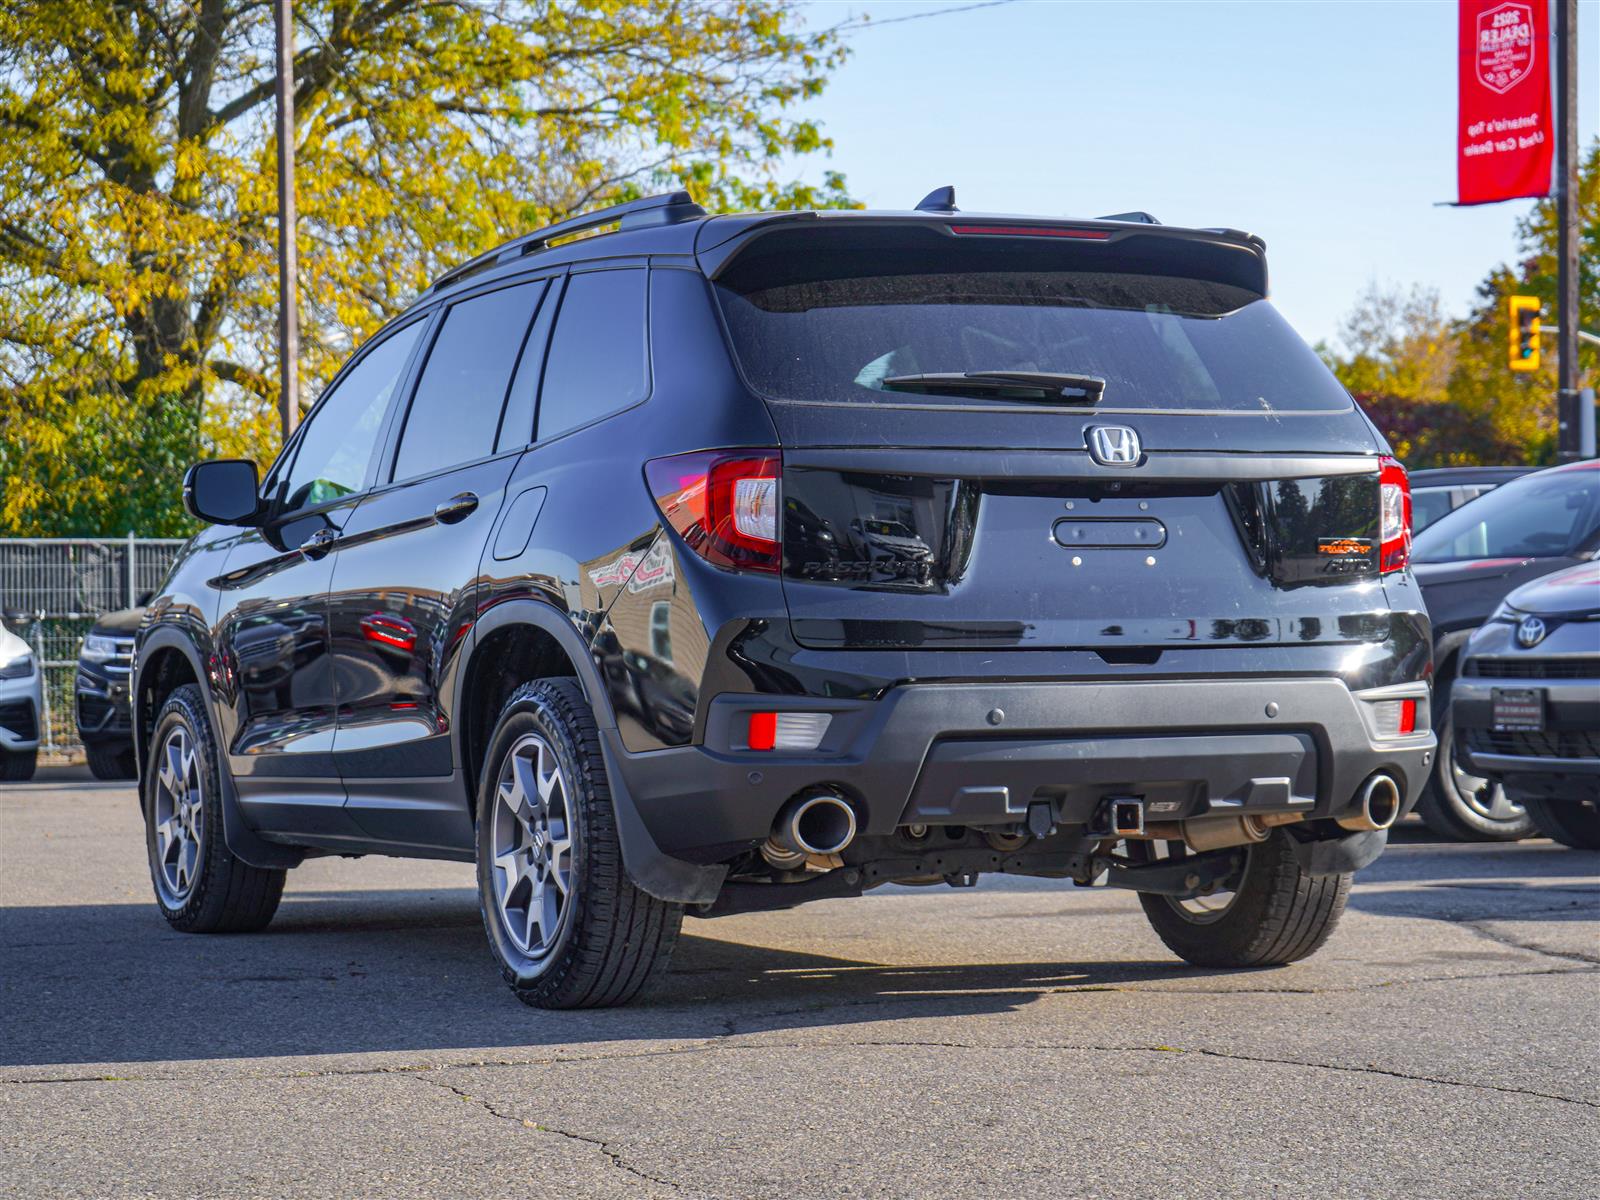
[1523,797,1600,850]
[86,742,138,781]
[1,747,37,781]
[1134,830,1351,967]
[476,678,682,1009]
[1416,713,1532,842]
[144,685,286,932]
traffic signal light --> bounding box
[1509,295,1541,372]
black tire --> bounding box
[143,684,286,933]
[1523,797,1600,850]
[1136,830,1351,968]
[85,742,138,781]
[476,678,681,1009]
[1,748,37,781]
[1416,712,1533,842]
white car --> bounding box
[0,625,43,781]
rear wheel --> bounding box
[1523,797,1600,850]
[476,678,682,1009]
[1417,713,1533,842]
[1,748,37,781]
[144,685,286,932]
[1134,830,1351,967]
[86,742,137,781]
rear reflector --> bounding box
[1369,697,1420,737]
[746,711,832,752]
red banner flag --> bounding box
[1458,0,1554,205]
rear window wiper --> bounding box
[880,371,1106,403]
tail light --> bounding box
[645,449,782,573]
[1378,456,1411,574]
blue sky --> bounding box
[791,0,1598,348]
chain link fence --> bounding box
[1,537,187,757]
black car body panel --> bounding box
[136,201,1436,908]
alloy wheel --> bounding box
[1143,838,1243,923]
[152,726,204,904]
[490,733,575,960]
[1449,741,1524,823]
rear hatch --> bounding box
[705,217,1389,653]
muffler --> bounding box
[1337,773,1402,832]
[761,791,858,871]
[1144,812,1305,852]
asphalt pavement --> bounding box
[2,769,1596,1199]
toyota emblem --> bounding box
[1515,615,1546,648]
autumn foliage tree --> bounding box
[1323,140,1598,469]
[0,0,853,534]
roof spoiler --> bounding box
[426,191,705,296]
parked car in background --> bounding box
[76,606,143,780]
[0,622,43,781]
[1411,461,1600,841]
[1452,561,1600,849]
[1408,465,1533,532]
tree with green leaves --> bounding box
[1323,139,1597,468]
[0,0,854,535]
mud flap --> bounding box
[600,729,727,904]
[1288,827,1388,875]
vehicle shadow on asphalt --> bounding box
[1,889,1234,1069]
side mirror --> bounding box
[183,459,263,526]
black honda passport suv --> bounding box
[135,190,1435,1008]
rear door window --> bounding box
[713,225,1349,413]
[392,280,546,482]
[537,268,650,440]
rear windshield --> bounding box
[713,225,1351,413]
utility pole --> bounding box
[1554,0,1580,460]
[274,0,300,441]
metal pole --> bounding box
[31,616,51,755]
[125,530,135,610]
[274,0,300,443]
[1580,388,1597,459]
[1554,0,1580,461]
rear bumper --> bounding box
[1454,675,1600,801]
[613,676,1435,858]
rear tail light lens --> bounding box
[645,449,782,573]
[1378,456,1411,574]
[746,711,831,752]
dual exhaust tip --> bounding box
[763,791,857,869]
[759,774,1400,869]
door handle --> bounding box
[300,527,339,561]
[434,492,479,525]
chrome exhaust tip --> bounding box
[1337,773,1402,833]
[762,791,858,869]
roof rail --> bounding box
[425,190,706,296]
[1097,211,1160,224]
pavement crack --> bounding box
[1460,919,1600,965]
[420,1074,690,1194]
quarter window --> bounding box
[281,321,423,512]
[537,269,649,441]
[393,281,546,481]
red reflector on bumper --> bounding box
[748,712,777,751]
[1398,699,1416,735]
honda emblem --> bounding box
[1086,425,1142,467]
